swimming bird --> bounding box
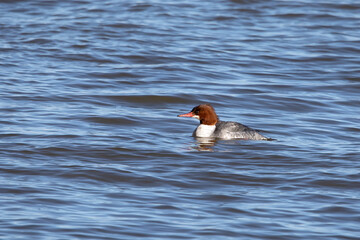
[178,104,269,140]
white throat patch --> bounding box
[194,124,216,138]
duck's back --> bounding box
[214,121,268,140]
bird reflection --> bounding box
[192,137,217,151]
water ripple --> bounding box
[1,0,360,239]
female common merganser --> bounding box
[178,104,270,140]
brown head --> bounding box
[178,104,218,125]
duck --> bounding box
[178,104,270,140]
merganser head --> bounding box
[178,104,218,125]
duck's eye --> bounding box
[194,110,199,115]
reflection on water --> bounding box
[193,136,276,152]
[193,137,217,151]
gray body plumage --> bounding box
[212,121,268,140]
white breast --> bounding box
[194,124,216,138]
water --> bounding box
[1,0,360,239]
